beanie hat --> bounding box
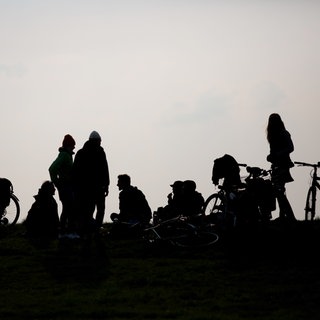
[62,134,75,148]
[89,131,101,140]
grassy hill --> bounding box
[0,221,320,320]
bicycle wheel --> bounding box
[305,186,316,221]
[203,193,226,223]
[1,194,20,225]
[172,226,219,248]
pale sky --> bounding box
[1,0,319,222]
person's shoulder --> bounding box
[129,185,139,192]
[75,146,84,154]
[98,146,107,156]
[129,186,143,195]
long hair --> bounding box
[266,113,286,144]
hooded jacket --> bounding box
[49,147,74,188]
[72,140,110,193]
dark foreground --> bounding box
[0,220,320,320]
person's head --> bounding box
[39,181,55,196]
[62,134,76,151]
[183,180,197,194]
[117,174,131,190]
[170,180,183,194]
[267,113,286,143]
[89,131,102,146]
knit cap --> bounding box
[89,131,101,140]
[62,134,75,148]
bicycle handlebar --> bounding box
[294,161,320,167]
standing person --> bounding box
[266,113,296,222]
[49,134,76,235]
[72,131,110,236]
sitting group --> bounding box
[111,177,205,226]
[109,176,205,238]
[154,180,205,224]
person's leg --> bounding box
[59,187,76,233]
[73,190,95,236]
[83,195,96,236]
[275,184,296,221]
[58,188,67,231]
[95,190,106,228]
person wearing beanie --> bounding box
[89,131,101,140]
[49,134,76,235]
[72,130,110,235]
[62,134,76,148]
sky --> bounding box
[1,0,319,222]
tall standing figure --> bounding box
[49,134,76,234]
[266,113,296,222]
[72,131,110,235]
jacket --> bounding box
[49,147,74,188]
[268,130,294,168]
[72,140,110,192]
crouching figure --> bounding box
[26,181,59,239]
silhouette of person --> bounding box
[72,131,110,235]
[168,180,184,210]
[266,113,296,222]
[111,174,152,225]
[154,180,184,222]
[0,178,12,218]
[49,134,76,234]
[26,181,59,239]
[181,180,204,218]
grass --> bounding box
[0,221,320,319]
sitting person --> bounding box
[155,180,204,223]
[180,180,205,218]
[25,181,59,239]
[155,180,184,222]
[110,174,152,239]
[111,174,152,225]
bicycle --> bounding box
[108,217,148,240]
[294,161,320,221]
[203,164,275,230]
[0,178,20,226]
[143,215,219,248]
